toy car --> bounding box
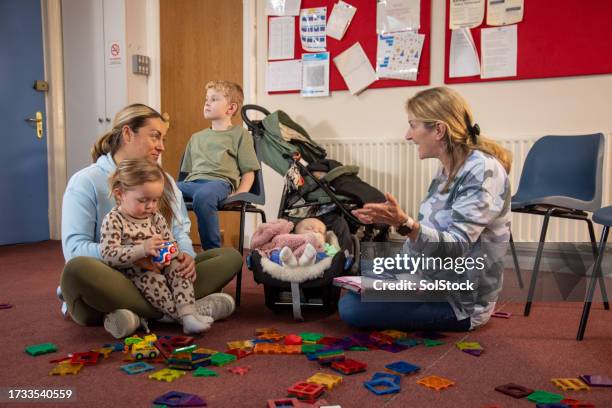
[152,241,178,265]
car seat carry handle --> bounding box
[241,104,271,129]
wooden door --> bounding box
[160,0,243,248]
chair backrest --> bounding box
[177,128,266,205]
[515,133,605,211]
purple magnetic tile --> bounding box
[0,303,13,309]
[378,343,408,353]
[414,331,447,339]
[579,375,612,387]
[462,348,483,356]
[153,391,207,407]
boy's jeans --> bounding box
[177,179,232,249]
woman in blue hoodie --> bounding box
[60,104,243,338]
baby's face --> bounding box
[295,219,326,246]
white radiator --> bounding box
[318,134,612,242]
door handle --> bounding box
[24,112,43,139]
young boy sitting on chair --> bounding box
[178,80,260,249]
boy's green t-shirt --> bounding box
[181,125,260,190]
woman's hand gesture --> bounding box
[352,192,409,227]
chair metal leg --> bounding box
[577,226,609,340]
[586,219,609,310]
[235,202,247,307]
[509,232,524,289]
[524,208,553,316]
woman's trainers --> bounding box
[195,293,235,321]
[103,309,143,339]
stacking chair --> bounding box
[178,106,268,306]
[577,206,612,340]
[508,134,608,316]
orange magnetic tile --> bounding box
[417,375,455,391]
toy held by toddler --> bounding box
[99,159,212,335]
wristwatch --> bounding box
[395,217,414,236]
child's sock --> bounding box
[299,243,317,266]
[181,314,211,334]
[280,246,298,267]
[194,314,214,324]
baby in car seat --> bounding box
[251,218,339,267]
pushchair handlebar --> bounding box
[241,104,271,129]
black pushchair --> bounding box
[242,105,388,318]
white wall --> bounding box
[253,1,612,221]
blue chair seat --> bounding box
[593,206,612,226]
[511,195,595,213]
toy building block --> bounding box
[103,342,125,352]
[284,334,303,345]
[25,343,58,356]
[307,373,343,390]
[173,344,197,354]
[385,361,420,376]
[121,361,155,375]
[494,383,534,398]
[527,390,565,404]
[380,330,407,339]
[560,398,596,408]
[49,362,83,376]
[579,374,612,387]
[161,335,194,347]
[70,351,100,365]
[255,343,282,354]
[317,336,341,345]
[193,367,218,377]
[278,345,303,355]
[210,352,237,366]
[316,350,345,365]
[394,337,421,348]
[372,372,401,385]
[0,303,13,309]
[369,332,394,345]
[423,339,444,347]
[228,366,250,376]
[287,381,325,402]
[267,398,301,408]
[227,348,253,359]
[364,378,401,395]
[255,327,279,336]
[331,358,367,375]
[456,341,483,351]
[299,332,325,344]
[491,311,511,318]
[551,378,589,391]
[534,404,572,408]
[302,344,325,354]
[195,347,219,355]
[227,340,254,350]
[91,347,113,358]
[378,343,408,353]
[153,391,206,407]
[148,368,186,382]
[462,348,484,357]
[417,375,455,391]
[258,332,285,342]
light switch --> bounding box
[132,54,150,76]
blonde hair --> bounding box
[205,80,244,116]
[406,87,512,191]
[108,160,175,224]
[91,104,165,162]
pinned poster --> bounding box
[327,1,357,41]
[376,31,425,81]
[301,52,330,97]
[449,28,480,77]
[300,8,327,52]
[376,0,420,34]
[481,24,517,78]
[269,16,295,60]
[266,0,301,16]
[487,0,524,26]
[333,42,377,95]
[266,60,302,92]
[449,0,485,29]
